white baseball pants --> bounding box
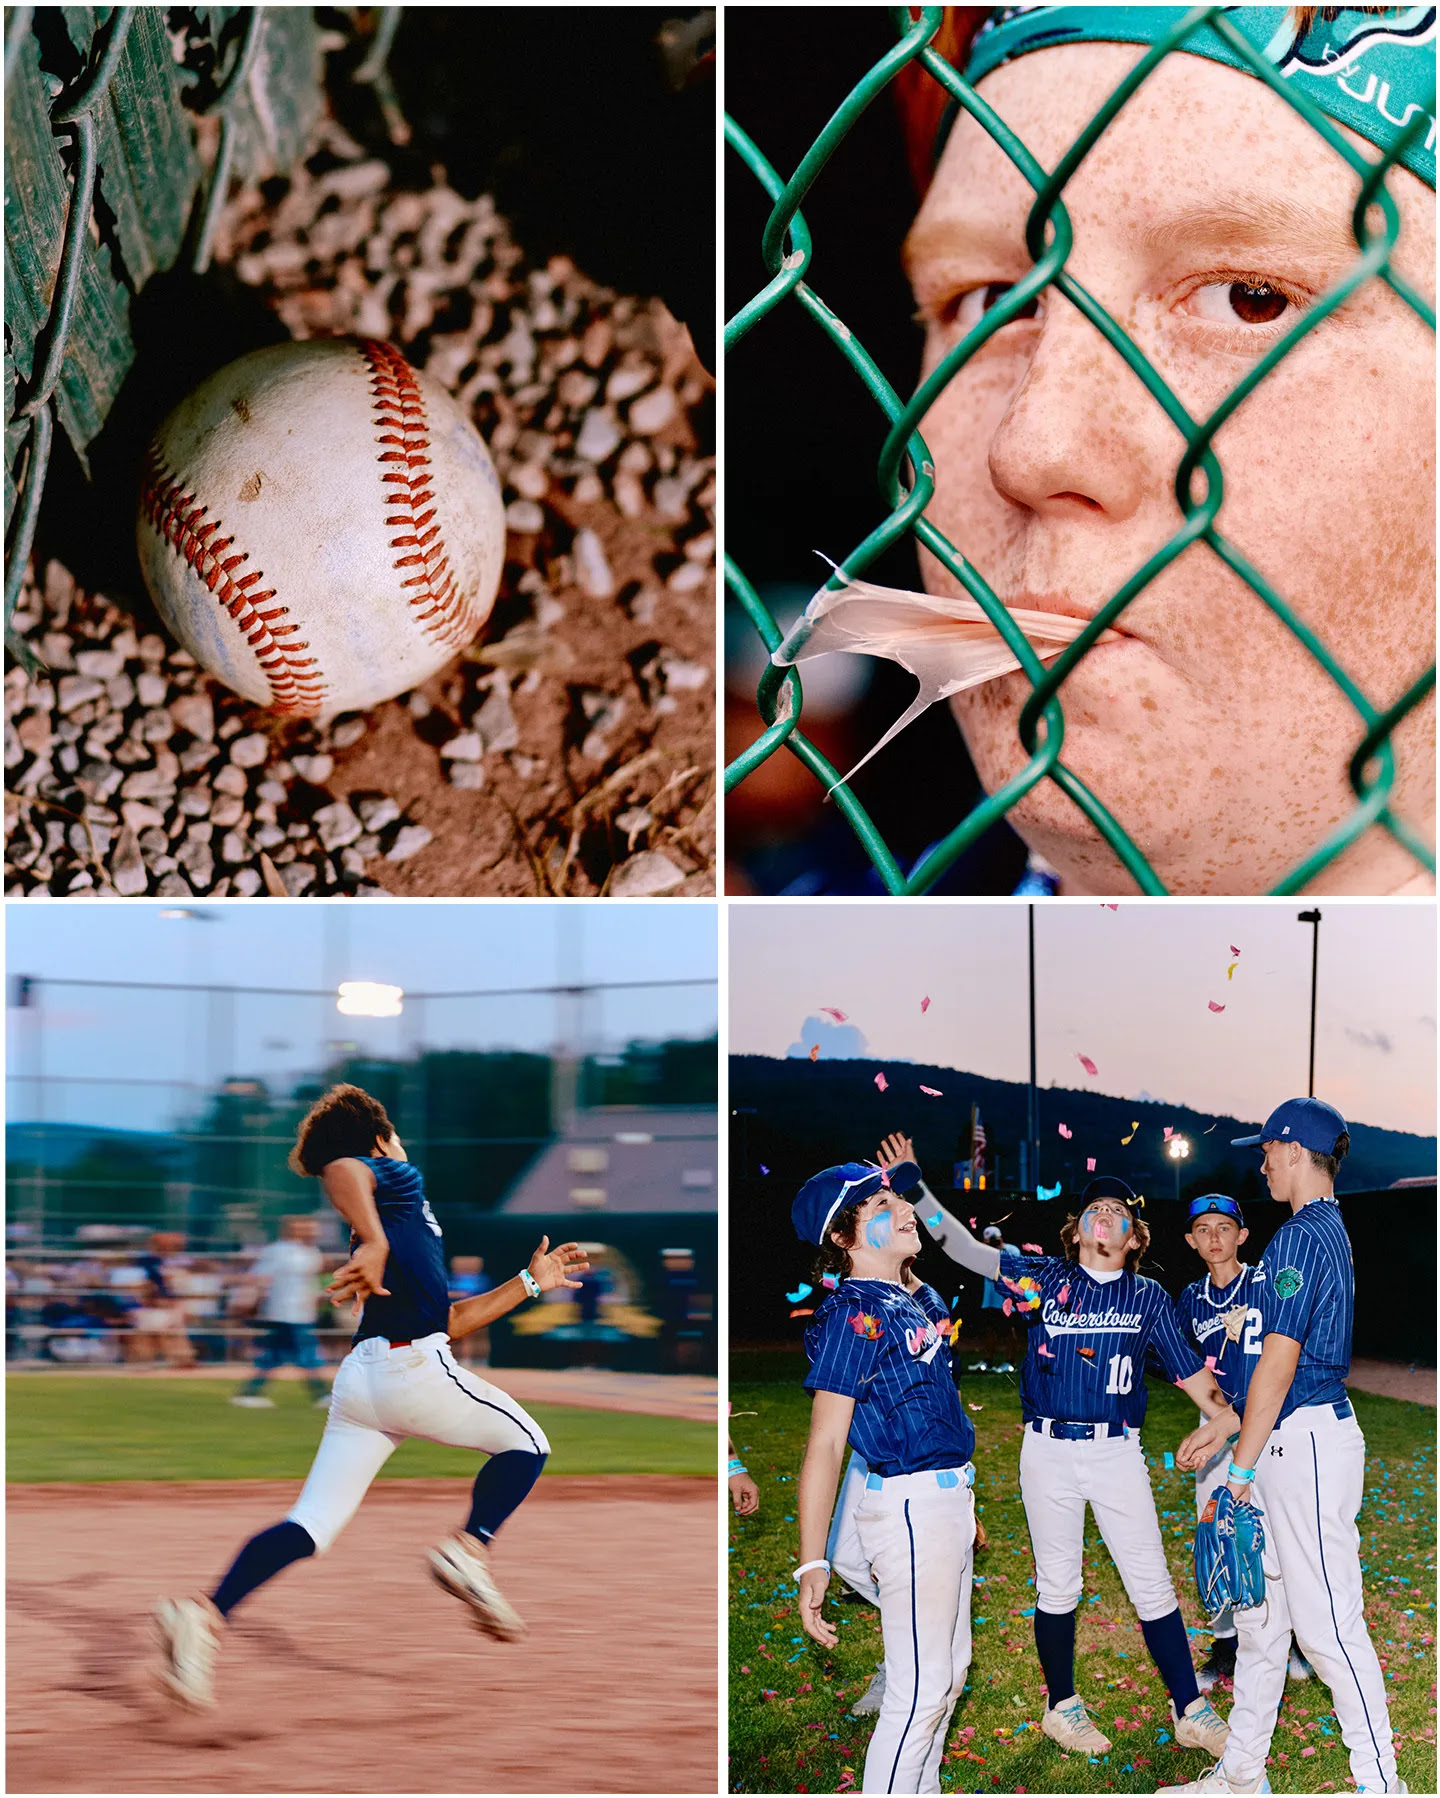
[852,1468,975,1794]
[1221,1403,1398,1792]
[1020,1426,1179,1621]
[287,1333,549,1552]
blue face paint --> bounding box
[1118,1216,1131,1235]
[864,1210,893,1250]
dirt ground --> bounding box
[8,1476,716,1793]
[1345,1358,1437,1406]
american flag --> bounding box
[971,1105,987,1179]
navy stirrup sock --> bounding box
[466,1449,547,1542]
[210,1519,316,1618]
[1034,1606,1077,1705]
[1141,1606,1201,1712]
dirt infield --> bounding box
[8,1477,716,1793]
[1346,1359,1437,1406]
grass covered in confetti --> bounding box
[729,1351,1436,1794]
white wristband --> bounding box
[794,1559,831,1580]
[519,1268,541,1299]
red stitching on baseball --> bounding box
[139,443,328,715]
[359,339,476,650]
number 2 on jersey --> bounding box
[1105,1354,1133,1395]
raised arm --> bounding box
[447,1237,589,1339]
[796,1389,855,1646]
[875,1132,1002,1276]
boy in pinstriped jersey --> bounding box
[1166,1099,1406,1796]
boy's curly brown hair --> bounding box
[1057,1208,1150,1275]
[289,1084,395,1177]
[812,1202,918,1288]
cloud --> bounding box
[1344,1026,1394,1054]
[786,1014,870,1060]
[1132,1089,1159,1104]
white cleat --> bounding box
[428,1531,526,1641]
[1158,1765,1272,1794]
[153,1595,222,1708]
[850,1664,886,1716]
[1174,1693,1231,1757]
[1041,1692,1112,1754]
[229,1395,274,1408]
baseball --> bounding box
[136,337,505,717]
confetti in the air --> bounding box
[1076,1053,1098,1076]
[920,1085,943,1097]
[822,1272,839,1290]
[968,1402,984,1411]
[1226,961,1238,980]
[1203,1121,1220,1134]
[1058,1123,1072,1139]
[1077,1345,1096,1359]
[1057,1285,1070,1304]
[786,1284,813,1304]
[1002,1298,1013,1316]
[760,1165,770,1175]
[1102,903,1118,910]
[849,1312,883,1340]
[1038,1180,1063,1201]
[820,1007,848,1023]
[808,1044,820,1062]
[1037,1342,1055,1358]
[1163,1126,1174,1142]
[1086,1157,1097,1171]
[1121,1122,1139,1145]
[1230,945,1241,957]
[1208,1001,1226,1013]
[1022,1242,1043,1254]
[924,1210,943,1228]
[1205,1355,1217,1370]
[874,1071,888,1092]
[921,996,931,1013]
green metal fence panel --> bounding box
[725,5,1436,896]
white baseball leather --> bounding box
[137,338,505,716]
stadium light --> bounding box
[1168,1133,1190,1201]
[336,981,404,1018]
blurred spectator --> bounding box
[175,1258,228,1363]
[448,1254,493,1367]
[232,1217,329,1408]
[659,1246,699,1373]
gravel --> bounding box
[4,111,715,899]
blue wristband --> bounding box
[1227,1461,1256,1484]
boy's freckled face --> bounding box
[906,44,1435,894]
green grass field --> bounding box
[730,1351,1436,1794]
[7,1375,712,1481]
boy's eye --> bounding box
[940,281,1040,331]
[1189,279,1294,327]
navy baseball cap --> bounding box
[1188,1193,1245,1226]
[1080,1175,1138,1209]
[1232,1098,1347,1154]
[793,1162,887,1246]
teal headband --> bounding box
[950,6,1436,189]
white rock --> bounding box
[628,386,677,435]
[474,680,519,755]
[575,408,622,463]
[386,824,432,862]
[233,867,262,896]
[314,802,363,851]
[606,362,653,403]
[121,800,167,832]
[170,693,215,740]
[332,718,367,749]
[111,827,147,896]
[57,676,106,714]
[356,795,401,832]
[448,762,486,790]
[213,764,249,798]
[281,861,316,895]
[610,850,686,897]
[136,673,169,708]
[74,649,124,680]
[505,500,545,535]
[440,732,483,762]
[231,733,269,769]
[291,753,334,785]
[573,529,614,600]
[667,560,707,593]
[661,658,710,692]
[211,795,245,829]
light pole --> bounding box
[1296,910,1321,1097]
[1027,904,1038,1193]
[1168,1133,1190,1202]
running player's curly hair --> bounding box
[289,1084,395,1176]
[1057,1209,1150,1275]
[813,1203,918,1287]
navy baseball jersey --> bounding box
[1176,1266,1267,1411]
[804,1278,976,1478]
[350,1156,451,1346]
[1255,1196,1352,1421]
[997,1248,1202,1427]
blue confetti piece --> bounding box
[785,1283,813,1304]
[1164,1452,1175,1469]
[925,1211,943,1228]
[1157,1730,1171,1745]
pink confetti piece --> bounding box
[1037,1342,1055,1358]
[968,1217,977,1227]
[820,1007,848,1023]
[1208,1001,1226,1013]
[920,1085,942,1097]
[874,1071,888,1092]
[1086,1157,1096,1171]
[1057,1285,1070,1304]
[1022,1242,1043,1254]
[1001,1297,1014,1316]
[1230,945,1241,957]
[1076,1053,1098,1076]
[1205,1355,1217,1370]
[967,1402,983,1411]
[920,995,931,1012]
[1163,1126,1174,1141]
[1102,903,1118,910]
[1058,1123,1072,1139]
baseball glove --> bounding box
[1194,1487,1266,1614]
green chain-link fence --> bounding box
[725,5,1436,896]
